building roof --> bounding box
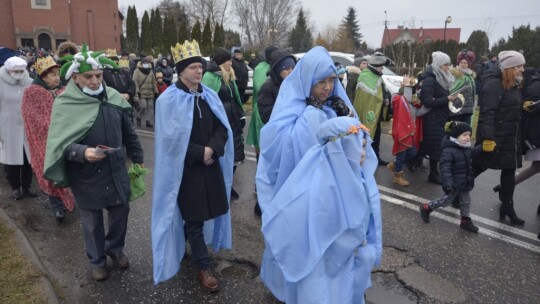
[381,27,461,48]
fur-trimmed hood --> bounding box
[450,66,475,79]
[0,66,32,86]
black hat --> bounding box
[233,48,243,54]
[448,121,472,138]
[265,46,278,62]
[212,47,232,66]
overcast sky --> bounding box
[118,0,540,48]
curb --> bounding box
[0,206,60,304]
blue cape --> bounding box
[151,84,234,285]
[256,46,357,212]
[260,117,383,303]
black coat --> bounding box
[440,136,483,192]
[475,68,522,170]
[103,68,136,101]
[155,60,174,86]
[176,82,229,222]
[65,91,144,210]
[232,57,249,90]
[420,66,451,161]
[521,72,540,150]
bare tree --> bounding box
[187,0,230,28]
[232,0,299,49]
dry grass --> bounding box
[0,221,47,304]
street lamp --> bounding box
[444,16,452,51]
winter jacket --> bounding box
[420,66,451,161]
[440,136,483,192]
[155,59,174,86]
[0,67,32,165]
[449,67,476,115]
[475,68,522,170]
[103,67,136,100]
[132,64,157,99]
[232,57,249,90]
[345,66,361,102]
[202,61,246,163]
[521,71,540,150]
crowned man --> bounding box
[151,40,234,292]
[44,43,144,281]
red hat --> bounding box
[456,50,476,68]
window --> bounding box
[31,0,51,9]
[35,0,46,5]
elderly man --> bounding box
[353,52,392,166]
[151,40,234,292]
[44,43,144,281]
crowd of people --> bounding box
[0,37,538,303]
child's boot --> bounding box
[393,171,410,186]
[419,203,432,223]
[460,217,479,233]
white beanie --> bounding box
[431,51,451,67]
[498,50,525,69]
[4,56,27,70]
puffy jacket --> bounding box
[132,64,157,99]
[232,57,249,90]
[521,71,540,150]
[440,136,482,192]
[475,68,522,170]
[155,59,174,86]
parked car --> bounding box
[294,51,403,96]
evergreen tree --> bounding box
[191,20,202,44]
[338,7,362,51]
[201,17,213,55]
[151,8,164,55]
[140,11,152,55]
[223,29,241,50]
[213,23,224,48]
[178,19,190,42]
[466,30,489,57]
[125,6,139,53]
[163,15,178,54]
[288,9,313,53]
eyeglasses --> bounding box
[315,77,336,88]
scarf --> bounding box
[431,64,454,90]
[458,66,473,76]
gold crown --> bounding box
[34,56,60,76]
[171,40,202,63]
[105,48,118,58]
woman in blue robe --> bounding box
[261,116,383,303]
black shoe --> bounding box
[22,187,37,198]
[231,188,239,200]
[493,185,501,193]
[378,158,389,166]
[54,209,66,222]
[254,202,262,217]
[428,171,442,185]
[106,251,130,269]
[419,203,432,223]
[136,118,141,127]
[146,122,154,128]
[537,203,540,215]
[460,217,479,233]
[12,189,22,200]
[499,201,525,225]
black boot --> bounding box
[12,188,22,200]
[419,203,432,223]
[22,187,37,198]
[460,217,479,233]
[537,203,540,215]
[499,201,525,225]
[428,160,441,184]
[254,202,262,217]
[493,185,501,193]
[230,188,239,200]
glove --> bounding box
[443,187,455,195]
[328,96,351,117]
[482,140,496,152]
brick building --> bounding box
[0,0,122,51]
[381,26,461,48]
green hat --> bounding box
[60,42,118,79]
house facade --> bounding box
[0,0,122,51]
[381,26,461,48]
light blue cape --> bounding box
[261,117,383,303]
[256,46,357,212]
[151,84,234,285]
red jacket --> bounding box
[391,93,416,155]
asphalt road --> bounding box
[0,120,539,304]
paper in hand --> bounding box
[95,145,121,156]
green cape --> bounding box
[43,79,131,187]
[353,69,383,138]
[246,61,270,148]
[202,71,243,109]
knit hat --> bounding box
[334,62,346,76]
[480,56,488,62]
[367,53,390,67]
[59,42,118,79]
[233,48,243,54]
[212,47,232,66]
[456,50,475,67]
[273,56,296,76]
[265,46,278,62]
[4,56,27,70]
[498,50,525,69]
[448,121,472,138]
[432,51,451,67]
[57,41,78,57]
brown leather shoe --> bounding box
[91,266,109,281]
[106,251,130,269]
[198,269,220,292]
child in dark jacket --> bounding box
[419,121,483,232]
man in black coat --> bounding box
[231,48,249,104]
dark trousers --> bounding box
[394,147,417,172]
[79,203,130,268]
[185,221,211,270]
[49,196,65,212]
[3,151,33,190]
[372,118,383,159]
[473,162,515,202]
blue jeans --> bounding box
[394,147,417,172]
[428,191,472,217]
[79,203,130,268]
[185,221,211,270]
